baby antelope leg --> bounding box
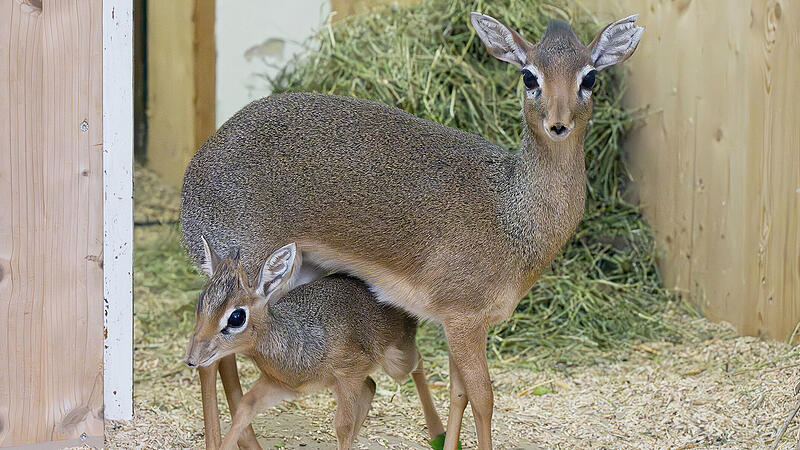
[219,377,296,450]
[200,362,222,450]
[355,377,377,436]
[333,377,376,450]
[218,355,261,449]
[411,352,445,438]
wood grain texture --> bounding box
[591,0,800,340]
[145,0,215,187]
[0,0,104,445]
[194,0,216,153]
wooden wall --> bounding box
[0,0,104,446]
[591,0,800,341]
[145,0,215,187]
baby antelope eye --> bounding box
[522,69,539,90]
[227,308,246,328]
[581,70,597,91]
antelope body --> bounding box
[185,243,444,449]
[181,12,642,449]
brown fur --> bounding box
[181,13,642,449]
[186,248,444,449]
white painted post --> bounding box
[103,0,134,420]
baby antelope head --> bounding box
[470,12,643,144]
[184,238,301,368]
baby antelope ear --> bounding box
[470,12,533,68]
[256,243,301,298]
[588,14,644,71]
[228,247,241,262]
[200,236,221,277]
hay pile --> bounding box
[268,0,690,360]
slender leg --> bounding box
[332,377,374,450]
[410,351,445,438]
[220,377,296,450]
[218,355,261,449]
[353,377,377,437]
[443,353,468,450]
[200,362,222,450]
[444,319,493,450]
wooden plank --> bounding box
[145,0,194,186]
[591,0,800,340]
[145,0,215,186]
[0,0,104,445]
[194,0,216,150]
[690,0,751,332]
[746,0,800,340]
[103,0,134,421]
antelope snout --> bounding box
[542,118,573,142]
[183,347,198,368]
[184,338,207,368]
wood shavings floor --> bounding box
[106,322,800,449]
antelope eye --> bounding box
[227,308,246,328]
[581,70,597,90]
[522,69,539,90]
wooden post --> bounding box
[0,0,105,446]
[103,0,134,422]
[145,0,215,187]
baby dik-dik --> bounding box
[184,241,445,450]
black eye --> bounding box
[227,308,246,328]
[581,70,597,90]
[522,69,539,90]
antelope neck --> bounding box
[505,122,587,271]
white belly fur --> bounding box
[300,241,438,321]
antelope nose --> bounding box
[550,123,569,136]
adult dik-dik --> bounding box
[181,12,643,449]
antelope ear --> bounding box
[588,14,644,71]
[256,243,301,298]
[470,12,533,68]
[200,236,221,277]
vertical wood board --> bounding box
[590,0,800,340]
[0,0,104,445]
[145,0,215,187]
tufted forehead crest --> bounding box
[196,259,239,313]
[534,20,588,70]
